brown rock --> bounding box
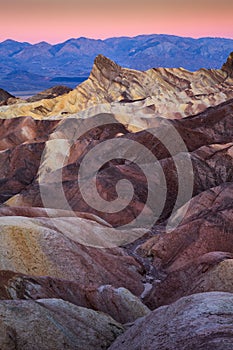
[26,85,72,102]
[0,88,14,105]
[0,142,45,203]
[0,272,149,323]
[0,54,233,120]
[137,183,233,308]
[7,136,232,227]
[3,97,232,225]
[222,52,233,77]
[0,116,58,151]
[144,252,233,309]
[139,182,233,272]
[109,292,233,350]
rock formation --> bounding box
[0,88,18,106]
[0,298,123,349]
[139,182,233,308]
[0,54,231,348]
[0,53,233,120]
[222,51,233,77]
[0,271,149,323]
[26,85,73,102]
[1,35,233,91]
[109,292,233,350]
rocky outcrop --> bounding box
[138,182,233,308]
[0,88,17,106]
[222,52,233,77]
[26,85,72,102]
[0,54,233,120]
[0,142,46,202]
[139,182,233,271]
[0,117,58,150]
[0,88,14,102]
[144,252,233,309]
[0,271,149,323]
[0,298,123,350]
[109,292,233,350]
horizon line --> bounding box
[1,32,233,45]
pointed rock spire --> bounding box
[91,54,121,80]
[222,52,233,77]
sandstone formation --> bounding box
[109,292,233,350]
[144,251,233,309]
[139,182,233,272]
[0,53,232,348]
[0,117,58,150]
[0,53,233,121]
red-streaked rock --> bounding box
[144,252,233,309]
[0,271,149,323]
[0,116,58,150]
[0,215,144,295]
[139,182,233,272]
[138,183,233,308]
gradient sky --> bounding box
[1,0,233,43]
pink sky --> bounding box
[1,0,233,43]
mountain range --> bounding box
[1,34,233,92]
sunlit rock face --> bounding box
[0,53,233,120]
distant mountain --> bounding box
[0,34,233,92]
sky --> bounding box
[0,0,233,43]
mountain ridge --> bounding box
[1,52,233,122]
[1,34,233,92]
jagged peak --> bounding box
[0,88,14,102]
[91,54,121,77]
[221,52,233,77]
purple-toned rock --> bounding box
[109,292,233,350]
